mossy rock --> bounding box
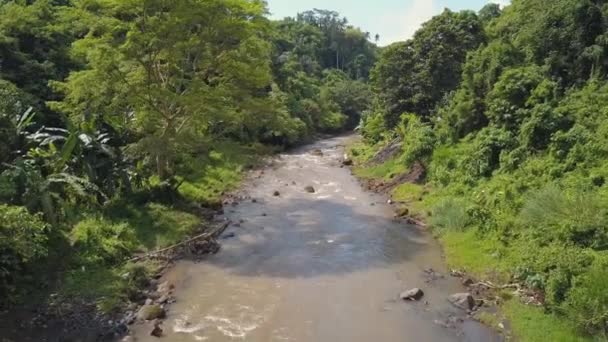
[137,304,165,321]
[397,207,410,217]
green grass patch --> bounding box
[475,311,503,330]
[62,261,159,313]
[105,202,200,252]
[348,140,378,164]
[55,141,265,313]
[353,157,408,180]
[440,228,510,280]
[504,300,593,342]
[390,182,431,218]
[392,182,425,202]
[177,141,269,204]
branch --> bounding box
[127,221,230,263]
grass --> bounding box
[62,261,160,313]
[353,157,408,180]
[57,140,267,313]
[504,300,593,342]
[348,138,598,341]
[440,229,511,280]
[391,182,435,218]
[61,201,201,313]
[177,140,270,205]
[475,311,504,331]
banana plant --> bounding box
[2,109,132,225]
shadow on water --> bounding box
[208,197,431,279]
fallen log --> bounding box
[127,221,230,263]
[471,281,521,290]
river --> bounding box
[131,135,500,342]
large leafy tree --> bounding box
[0,0,75,111]
[53,0,288,179]
[296,9,376,79]
[371,9,485,127]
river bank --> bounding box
[1,135,502,342]
[127,135,499,341]
[0,141,271,342]
[347,138,594,342]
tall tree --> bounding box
[53,0,284,179]
[371,9,485,127]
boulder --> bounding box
[304,186,315,193]
[342,158,353,166]
[273,190,281,197]
[462,278,474,286]
[448,293,476,311]
[400,288,424,301]
[150,321,163,337]
[221,232,236,239]
[137,304,166,321]
[311,149,324,156]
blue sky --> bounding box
[266,0,509,46]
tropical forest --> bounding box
[0,0,607,341]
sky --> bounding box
[266,0,510,46]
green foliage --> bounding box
[564,257,608,334]
[70,217,136,265]
[0,0,75,103]
[485,66,546,129]
[504,299,592,342]
[359,109,388,143]
[176,141,267,205]
[320,71,372,129]
[396,114,436,166]
[430,198,470,231]
[357,0,608,338]
[0,205,47,305]
[371,9,485,127]
[520,186,608,250]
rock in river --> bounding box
[400,288,424,301]
[137,304,166,321]
[150,321,163,337]
[448,293,476,311]
[304,185,316,193]
[273,190,281,197]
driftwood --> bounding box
[472,280,521,290]
[127,221,230,263]
[407,217,427,227]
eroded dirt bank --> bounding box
[130,135,501,342]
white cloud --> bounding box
[378,0,440,46]
[488,0,510,8]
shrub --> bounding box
[71,217,136,265]
[462,126,515,178]
[519,186,608,249]
[317,111,347,132]
[563,257,608,334]
[430,197,470,231]
[486,66,545,129]
[397,114,436,166]
[360,109,388,143]
[0,205,48,304]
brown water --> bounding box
[131,136,500,342]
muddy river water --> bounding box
[131,136,500,342]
